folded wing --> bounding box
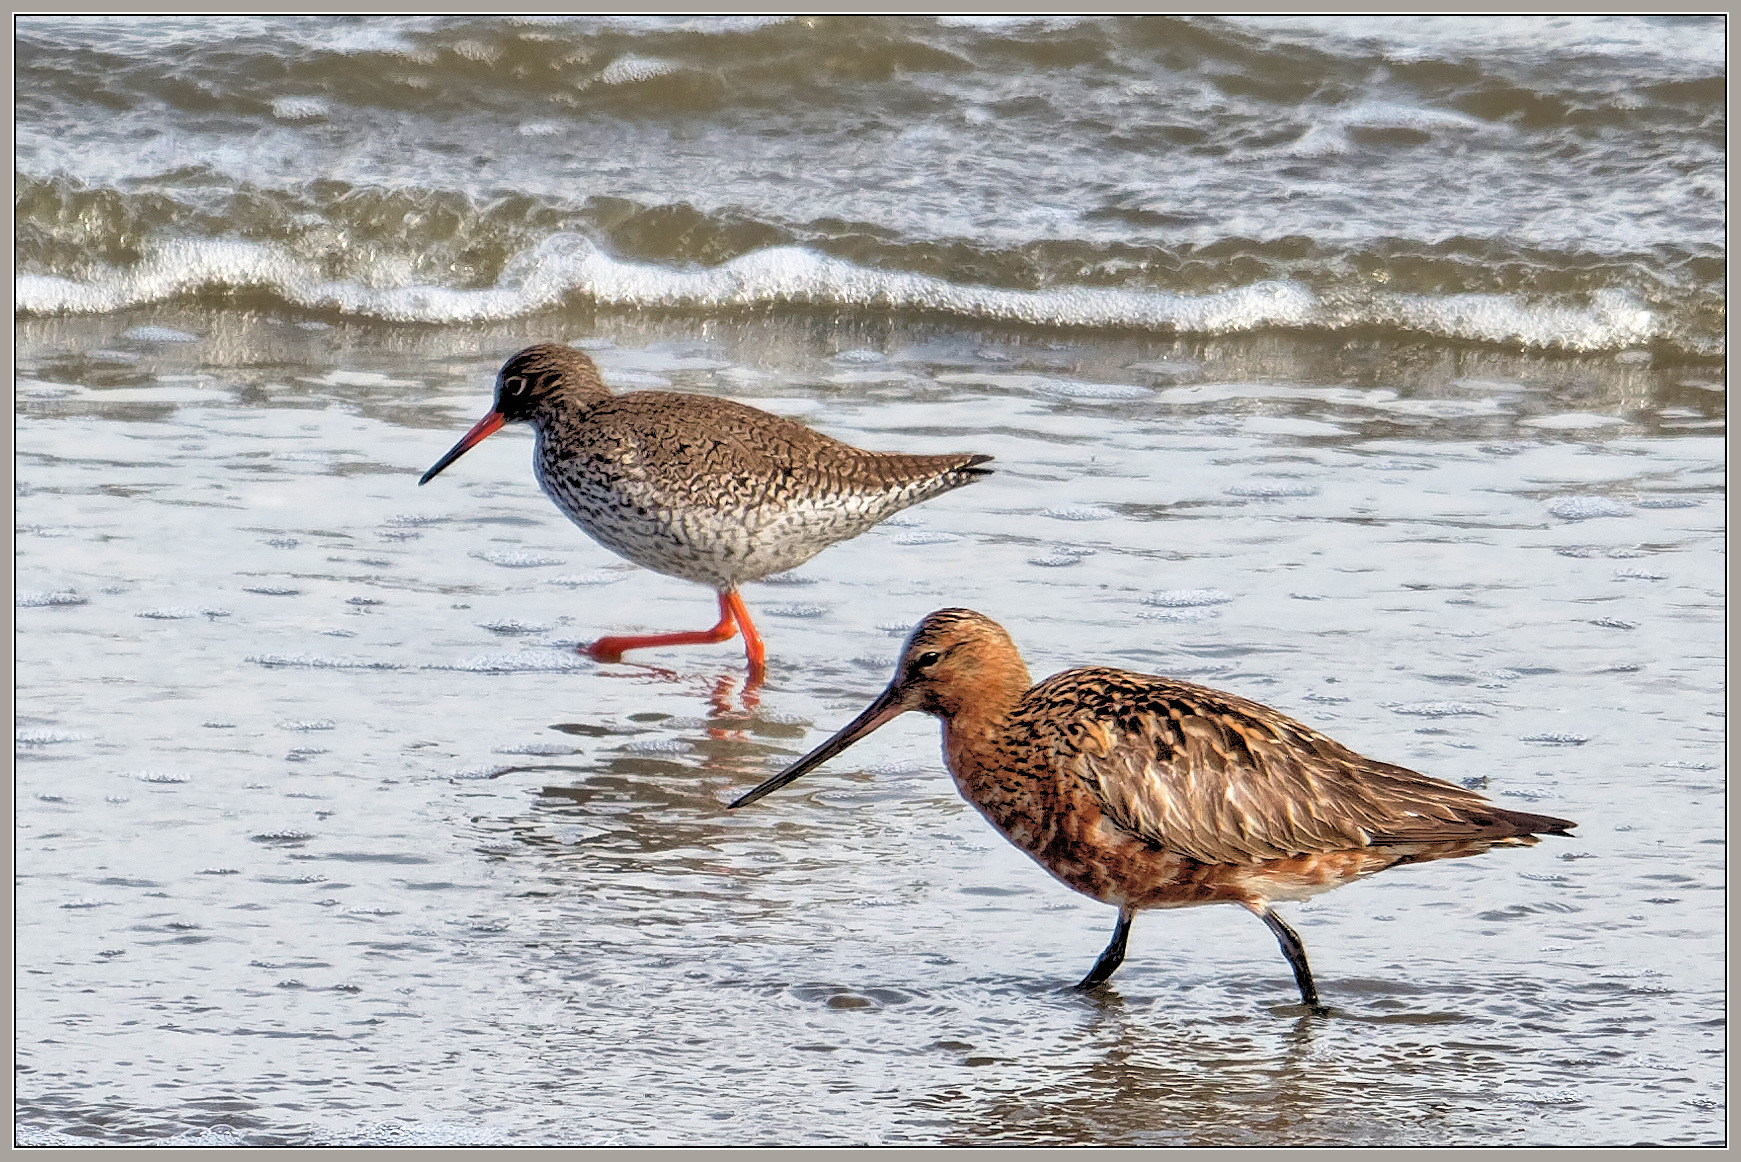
[1024,669,1574,866]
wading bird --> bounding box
[420,344,991,681]
[730,609,1576,1007]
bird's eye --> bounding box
[914,651,942,669]
[502,375,527,396]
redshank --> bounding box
[731,609,1577,1007]
[419,344,992,678]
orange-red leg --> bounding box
[722,590,766,683]
[585,592,738,663]
[584,590,766,682]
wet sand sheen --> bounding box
[14,310,1725,1146]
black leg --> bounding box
[1075,905,1135,991]
[1260,907,1320,1007]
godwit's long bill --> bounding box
[731,609,1577,1008]
[419,344,992,681]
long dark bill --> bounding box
[419,411,506,485]
[728,684,909,809]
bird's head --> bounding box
[729,609,1030,809]
[419,344,611,485]
[490,343,610,421]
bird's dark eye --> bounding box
[914,651,942,669]
[501,375,527,397]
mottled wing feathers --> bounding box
[1020,669,1571,865]
[575,393,990,508]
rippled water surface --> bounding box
[14,14,1726,353]
[14,309,1724,1146]
[12,11,1727,1148]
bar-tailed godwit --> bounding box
[419,344,991,680]
[730,609,1577,1007]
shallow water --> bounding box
[14,310,1724,1146]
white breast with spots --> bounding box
[532,430,940,588]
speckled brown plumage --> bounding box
[731,608,1576,1007]
[420,344,992,676]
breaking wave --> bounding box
[14,232,1687,354]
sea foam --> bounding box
[15,233,1673,352]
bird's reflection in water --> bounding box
[581,660,764,723]
[909,993,1368,1147]
[707,670,762,731]
[905,972,1525,1147]
[482,666,807,870]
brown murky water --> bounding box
[14,310,1723,1146]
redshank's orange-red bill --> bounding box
[417,344,991,679]
[419,410,505,486]
[731,609,1576,1010]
